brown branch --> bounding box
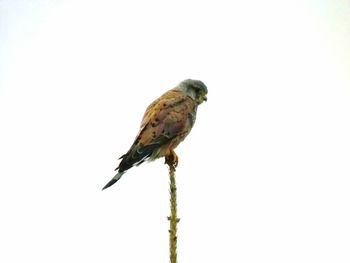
[167,163,179,263]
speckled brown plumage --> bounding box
[102,79,207,190]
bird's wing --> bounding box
[138,89,192,145]
[117,89,194,171]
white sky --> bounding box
[1,1,350,262]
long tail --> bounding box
[102,171,125,190]
[102,142,161,191]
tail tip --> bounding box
[101,172,124,191]
[102,179,116,191]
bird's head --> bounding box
[177,79,208,105]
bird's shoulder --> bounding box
[137,89,195,145]
[141,89,190,124]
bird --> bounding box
[102,79,208,190]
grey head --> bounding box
[176,79,208,104]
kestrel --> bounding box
[102,79,208,190]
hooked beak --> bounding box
[203,95,207,102]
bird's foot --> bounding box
[165,149,178,169]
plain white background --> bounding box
[1,1,350,262]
